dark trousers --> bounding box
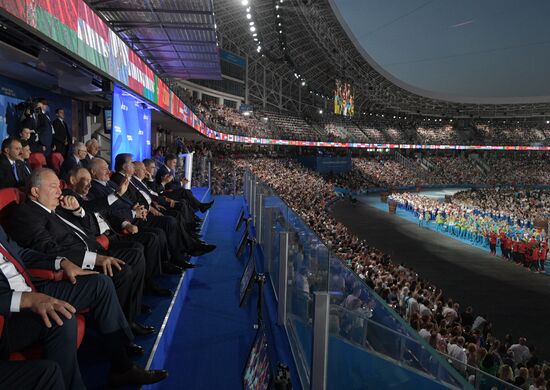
[0,360,65,390]
[138,215,189,256]
[103,246,146,323]
[5,275,133,390]
[111,232,161,282]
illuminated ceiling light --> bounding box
[252,32,257,36]
[246,7,250,12]
[275,4,279,9]
[279,30,282,34]
[250,26,256,32]
[249,21,254,25]
[257,46,262,52]
[276,14,280,18]
[241,0,248,5]
[319,109,323,114]
[253,37,258,41]
[301,81,306,86]
[546,120,550,124]
[246,13,251,19]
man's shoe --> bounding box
[199,200,214,212]
[126,343,144,357]
[162,262,183,275]
[141,304,152,315]
[131,322,155,336]
[172,258,197,269]
[145,284,173,297]
[197,243,216,253]
[108,365,168,387]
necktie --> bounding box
[0,244,35,291]
[53,212,90,251]
[12,163,19,182]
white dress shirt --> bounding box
[0,243,32,312]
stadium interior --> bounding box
[0,0,548,389]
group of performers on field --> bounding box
[389,193,549,272]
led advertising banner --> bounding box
[111,84,151,168]
[0,0,174,113]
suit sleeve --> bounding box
[0,284,14,315]
[7,205,87,266]
[0,227,57,271]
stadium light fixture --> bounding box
[246,13,251,19]
[241,0,248,5]
[250,26,256,32]
[277,14,280,18]
[249,21,254,25]
[275,4,279,9]
[301,81,306,86]
[252,33,257,36]
[257,46,262,52]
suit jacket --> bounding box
[59,155,82,181]
[0,225,58,315]
[155,165,184,192]
[110,172,150,208]
[60,188,127,234]
[15,160,31,189]
[89,180,135,222]
[0,155,25,189]
[52,117,71,156]
[5,200,101,267]
[35,112,53,155]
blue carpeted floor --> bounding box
[155,195,258,390]
[79,188,211,389]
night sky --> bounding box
[332,0,550,99]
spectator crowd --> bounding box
[227,156,550,389]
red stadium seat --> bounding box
[0,188,25,227]
[28,153,47,170]
[48,152,64,175]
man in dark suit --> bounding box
[59,142,87,181]
[135,161,200,233]
[52,108,71,156]
[0,137,27,189]
[5,168,153,336]
[0,225,168,388]
[153,154,214,213]
[112,154,215,257]
[87,158,190,272]
[63,166,172,296]
[81,138,99,168]
[35,100,54,156]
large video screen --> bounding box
[243,326,272,390]
[111,84,151,168]
[334,80,354,117]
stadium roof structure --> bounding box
[90,0,221,81]
[212,0,550,119]
[90,0,550,119]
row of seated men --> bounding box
[0,136,215,388]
